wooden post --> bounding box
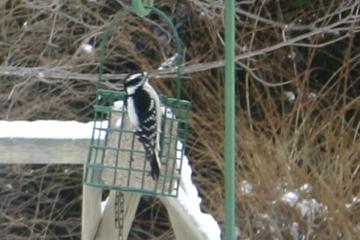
[81,185,102,240]
[95,192,141,240]
[161,197,207,240]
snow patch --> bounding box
[81,43,94,53]
[284,91,296,102]
[174,141,221,240]
[281,192,299,207]
[23,21,30,30]
[0,120,108,139]
[176,142,201,205]
[296,198,327,220]
[308,92,317,99]
[352,196,360,204]
[280,184,328,222]
[290,222,300,240]
[345,196,360,209]
[101,197,109,215]
[240,180,253,196]
[299,183,312,194]
[158,53,179,70]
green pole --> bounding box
[224,0,236,239]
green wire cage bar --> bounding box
[84,3,191,197]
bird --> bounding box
[123,72,162,180]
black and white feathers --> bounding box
[124,72,162,180]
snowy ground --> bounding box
[240,180,360,239]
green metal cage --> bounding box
[84,89,190,197]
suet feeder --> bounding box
[84,3,191,197]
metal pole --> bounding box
[224,0,236,239]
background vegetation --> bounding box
[0,0,359,239]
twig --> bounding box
[0,1,358,88]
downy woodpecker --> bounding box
[124,72,161,180]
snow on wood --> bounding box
[161,142,221,240]
[0,120,106,139]
[0,121,107,164]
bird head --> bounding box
[124,72,148,95]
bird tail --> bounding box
[149,152,161,181]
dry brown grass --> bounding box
[0,0,359,239]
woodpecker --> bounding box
[124,72,161,180]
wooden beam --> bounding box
[0,138,89,164]
[95,192,141,240]
[82,185,102,240]
[161,197,207,240]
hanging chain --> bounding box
[114,192,125,240]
